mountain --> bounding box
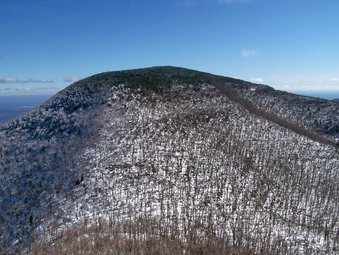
[0,66,338,254]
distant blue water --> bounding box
[290,91,339,100]
[0,94,53,125]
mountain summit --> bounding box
[0,66,338,254]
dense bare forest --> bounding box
[0,67,338,254]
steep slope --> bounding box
[225,81,339,142]
[0,66,338,254]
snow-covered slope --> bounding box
[226,81,339,141]
[0,67,338,254]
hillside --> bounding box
[0,66,338,254]
[228,83,339,141]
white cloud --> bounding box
[241,49,259,57]
[0,77,18,83]
[250,77,264,83]
[64,76,82,83]
[16,87,32,92]
[0,77,54,84]
[0,87,60,95]
[266,74,339,91]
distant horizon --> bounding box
[1,87,339,100]
[1,66,339,100]
[1,87,338,126]
[285,90,339,100]
[0,94,53,124]
[1,0,338,93]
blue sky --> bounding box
[0,0,338,94]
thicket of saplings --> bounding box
[29,217,268,255]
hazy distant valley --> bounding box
[0,95,53,125]
[0,67,338,254]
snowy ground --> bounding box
[46,83,339,254]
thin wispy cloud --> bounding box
[0,77,54,84]
[0,87,60,94]
[0,78,17,83]
[241,49,259,57]
[267,74,339,91]
[64,76,82,83]
[250,77,264,83]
